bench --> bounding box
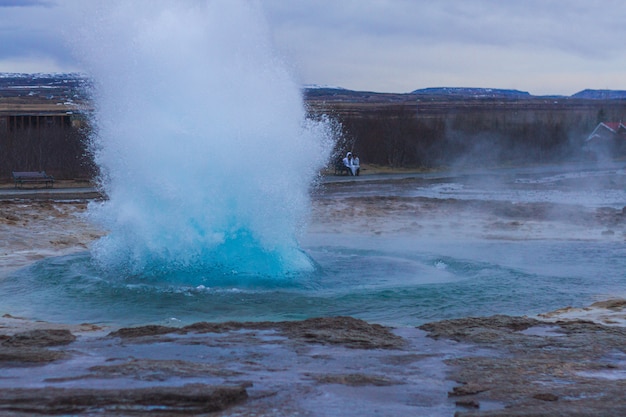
[12,171,54,189]
[334,159,352,175]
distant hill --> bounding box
[2,72,626,105]
[302,86,535,101]
[571,89,626,100]
[303,85,626,101]
[410,87,532,99]
[302,85,564,105]
[302,86,410,104]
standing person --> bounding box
[352,154,360,176]
[342,152,354,175]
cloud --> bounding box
[0,0,79,73]
[263,0,626,94]
[0,0,625,94]
[266,0,625,58]
[0,55,78,73]
[0,0,53,7]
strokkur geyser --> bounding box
[75,1,334,280]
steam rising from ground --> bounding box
[73,1,334,278]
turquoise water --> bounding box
[2,239,625,327]
[3,164,626,328]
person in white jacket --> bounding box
[342,152,354,175]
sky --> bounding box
[1,0,625,95]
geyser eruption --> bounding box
[75,1,334,280]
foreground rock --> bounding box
[3,312,626,416]
[0,384,247,415]
[3,328,76,347]
[110,316,406,349]
[0,328,76,363]
[0,316,453,416]
[420,314,626,416]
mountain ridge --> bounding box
[303,85,626,100]
[1,72,625,101]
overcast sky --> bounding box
[1,0,625,95]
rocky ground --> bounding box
[0,315,455,416]
[0,199,104,276]
[422,302,626,416]
[2,305,626,416]
[311,187,626,241]
[2,181,626,416]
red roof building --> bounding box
[584,121,626,157]
[586,122,626,142]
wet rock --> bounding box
[2,329,76,347]
[421,315,541,335]
[90,359,242,380]
[555,318,626,337]
[109,324,181,338]
[533,393,558,401]
[0,346,65,363]
[422,315,626,417]
[310,373,402,386]
[0,383,247,415]
[419,315,542,345]
[455,399,480,409]
[449,383,489,397]
[183,321,254,333]
[112,316,405,349]
[45,358,243,383]
[0,329,75,364]
[590,298,626,310]
[277,316,406,349]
